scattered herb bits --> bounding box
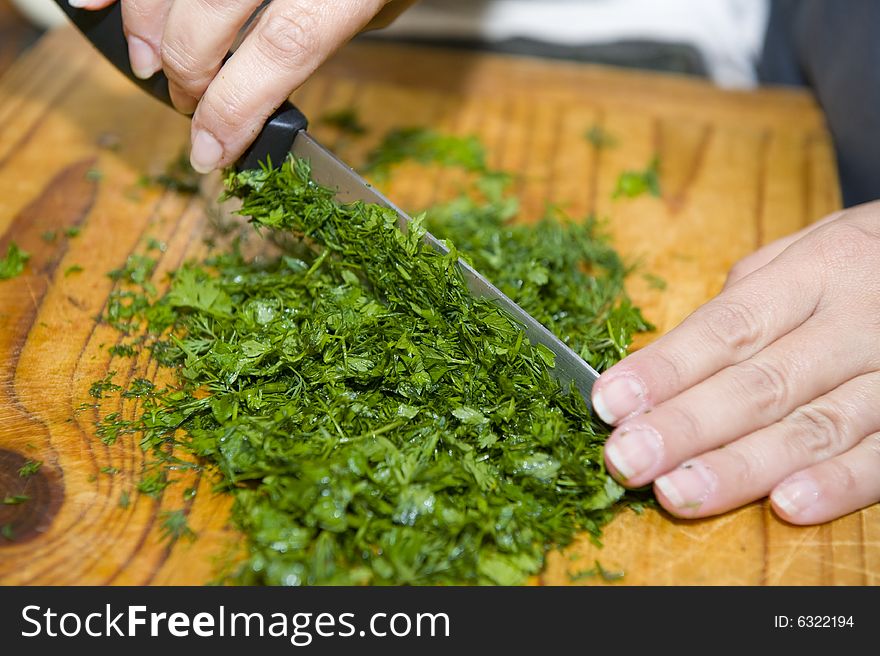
[18,459,43,478]
[613,156,662,199]
[138,151,201,195]
[320,108,368,136]
[0,242,30,280]
[364,127,487,181]
[584,125,617,149]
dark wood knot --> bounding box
[0,449,62,544]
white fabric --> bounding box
[379,0,771,88]
[14,0,771,88]
[10,0,67,29]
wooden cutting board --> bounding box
[1,27,875,585]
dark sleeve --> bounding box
[759,0,880,207]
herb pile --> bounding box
[96,128,651,585]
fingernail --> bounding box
[592,374,648,424]
[605,426,663,480]
[68,0,96,8]
[655,460,717,510]
[190,130,223,174]
[127,36,161,80]
[771,476,819,517]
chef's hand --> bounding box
[70,0,415,172]
[592,201,880,525]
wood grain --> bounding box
[1,27,874,586]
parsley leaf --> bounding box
[0,243,30,280]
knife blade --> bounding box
[292,133,601,404]
[55,1,601,408]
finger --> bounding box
[121,0,174,80]
[603,314,875,486]
[591,244,822,426]
[770,432,880,525]
[650,372,880,517]
[723,211,845,289]
[69,1,118,8]
[161,0,264,114]
[189,0,387,173]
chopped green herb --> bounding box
[364,127,487,180]
[41,230,58,243]
[140,151,201,195]
[137,470,170,498]
[89,371,121,399]
[86,169,104,182]
[613,156,662,199]
[584,124,617,149]
[121,377,155,398]
[567,560,625,583]
[103,254,167,333]
[119,490,131,509]
[96,412,135,445]
[0,242,30,280]
[423,193,650,372]
[159,509,196,543]
[108,254,157,287]
[95,126,654,586]
[65,226,82,238]
[100,466,120,476]
[320,107,367,136]
[642,272,667,290]
[108,343,138,358]
[146,237,167,252]
[2,495,29,505]
[1,524,13,540]
[64,264,84,277]
[18,459,42,478]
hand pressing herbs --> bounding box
[99,154,649,585]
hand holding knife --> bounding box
[54,0,603,409]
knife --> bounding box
[54,1,602,408]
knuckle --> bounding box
[815,223,879,271]
[160,41,206,88]
[730,359,790,413]
[197,88,253,137]
[699,300,763,354]
[785,402,849,460]
[257,7,321,66]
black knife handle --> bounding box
[53,1,307,170]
